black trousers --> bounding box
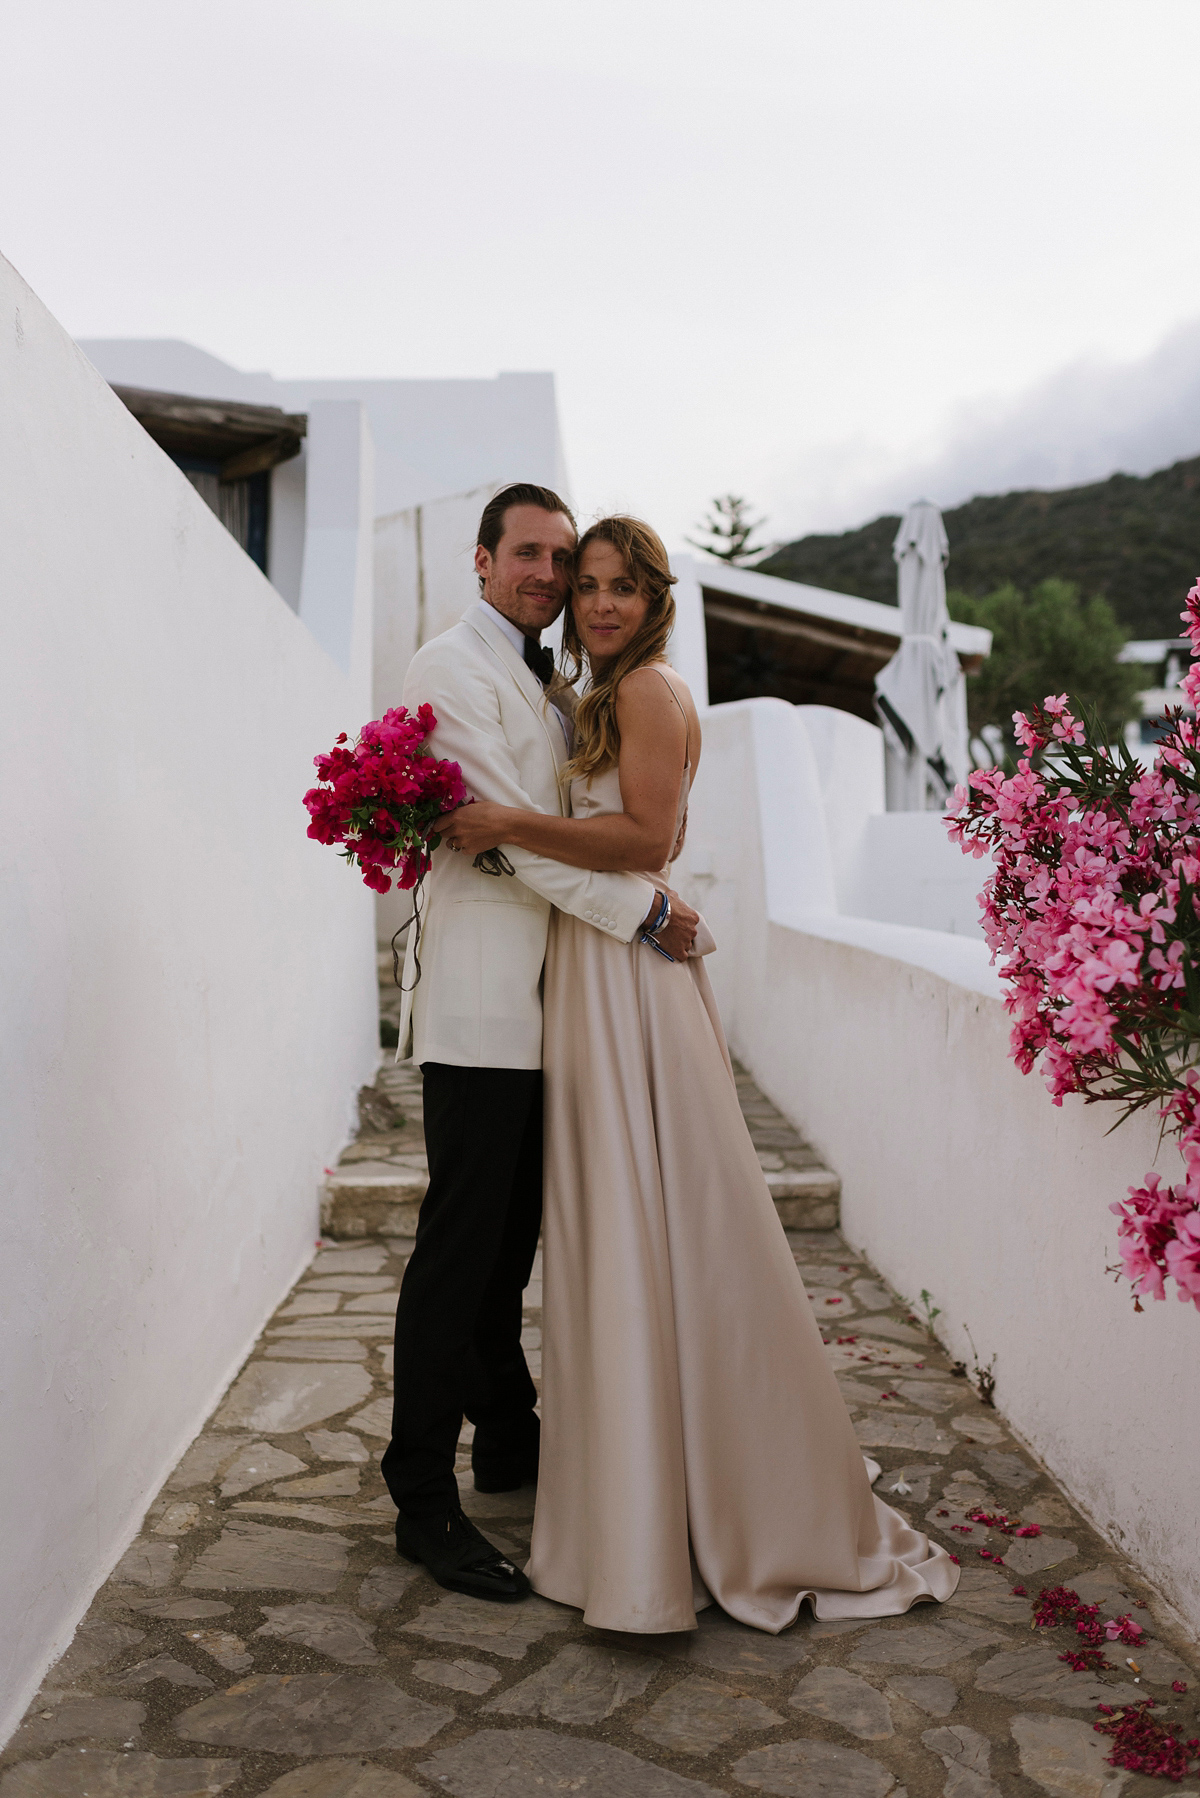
[381,1062,543,1517]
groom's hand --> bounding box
[642,889,699,961]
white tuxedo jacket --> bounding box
[395,603,656,1069]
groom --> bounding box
[381,482,698,1602]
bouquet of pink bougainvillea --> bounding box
[303,704,466,895]
[947,578,1200,1314]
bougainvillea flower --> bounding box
[303,705,466,895]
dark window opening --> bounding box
[173,456,270,572]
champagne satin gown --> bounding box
[528,756,959,1635]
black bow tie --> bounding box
[523,636,555,688]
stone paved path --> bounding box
[6,1062,1199,1797]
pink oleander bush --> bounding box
[946,578,1200,1313]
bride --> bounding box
[436,514,958,1634]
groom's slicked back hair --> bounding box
[476,483,576,565]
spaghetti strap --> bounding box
[651,666,690,767]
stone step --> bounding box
[320,1165,425,1240]
[766,1165,840,1231]
[322,1159,841,1239]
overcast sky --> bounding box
[3,0,1198,549]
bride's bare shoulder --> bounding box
[616,664,703,760]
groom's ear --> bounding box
[474,543,491,595]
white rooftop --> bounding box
[689,557,993,661]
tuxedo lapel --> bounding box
[465,603,569,788]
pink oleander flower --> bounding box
[948,587,1200,1311]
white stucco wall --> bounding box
[1,258,380,1740]
[676,699,1200,1635]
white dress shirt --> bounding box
[481,600,571,749]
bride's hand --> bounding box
[436,801,514,856]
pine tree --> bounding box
[687,494,768,565]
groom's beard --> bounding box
[486,579,566,638]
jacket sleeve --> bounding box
[404,644,657,943]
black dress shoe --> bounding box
[395,1504,531,1602]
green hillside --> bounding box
[757,456,1200,637]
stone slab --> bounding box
[0,1752,240,1798]
[43,1622,145,1687]
[886,1674,958,1715]
[265,1342,369,1361]
[854,1414,953,1454]
[945,1568,1032,1626]
[922,1724,1002,1798]
[975,1647,1142,1707]
[1010,1712,1130,1798]
[732,1738,896,1797]
[401,1590,574,1660]
[253,1603,379,1665]
[852,1618,1008,1668]
[309,1249,389,1274]
[684,1609,811,1677]
[413,1659,500,1695]
[824,1342,927,1373]
[219,1442,307,1497]
[345,1398,394,1439]
[116,1656,214,1691]
[274,1468,361,1497]
[166,1436,251,1491]
[844,1317,926,1345]
[807,1288,860,1321]
[419,1728,727,1797]
[269,1322,394,1340]
[357,1564,419,1612]
[110,1543,178,1589]
[875,1465,942,1505]
[951,1415,1007,1446]
[231,1502,364,1527]
[256,1764,425,1798]
[183,1632,252,1673]
[851,1280,896,1312]
[175,1673,452,1753]
[789,1667,893,1740]
[153,1504,201,1536]
[635,1675,783,1754]
[971,1449,1039,1490]
[181,1520,350,1592]
[487,1643,658,1724]
[10,1698,146,1751]
[306,1431,370,1463]
[896,1382,963,1413]
[279,1293,342,1317]
[302,1277,397,1293]
[213,1362,372,1433]
[1000,1534,1077,1576]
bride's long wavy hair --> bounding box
[560,515,677,783]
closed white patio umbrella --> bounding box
[874,500,969,811]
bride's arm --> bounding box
[436,667,688,871]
